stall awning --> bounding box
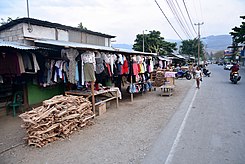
[0,40,39,50]
[35,39,157,56]
[113,47,157,56]
[158,56,171,61]
[34,39,115,52]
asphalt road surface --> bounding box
[143,64,245,164]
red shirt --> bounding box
[231,65,239,72]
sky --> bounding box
[0,0,244,44]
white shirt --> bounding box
[195,70,202,78]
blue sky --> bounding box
[0,0,244,44]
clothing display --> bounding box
[61,48,79,84]
[84,63,96,82]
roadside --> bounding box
[0,79,194,164]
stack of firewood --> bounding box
[19,95,95,148]
[153,70,165,87]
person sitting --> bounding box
[230,62,239,79]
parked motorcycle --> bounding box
[175,70,192,80]
[203,68,211,77]
[230,72,241,84]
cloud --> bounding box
[0,0,244,44]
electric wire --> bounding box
[182,0,197,35]
[174,0,195,38]
[165,0,191,39]
[154,0,183,40]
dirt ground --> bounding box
[0,79,194,164]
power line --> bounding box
[183,0,197,35]
[174,0,195,38]
[165,0,192,38]
[154,0,183,40]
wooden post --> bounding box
[116,90,119,108]
[130,56,134,102]
[91,81,95,114]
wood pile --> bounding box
[152,70,165,87]
[19,95,95,148]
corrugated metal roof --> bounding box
[35,39,115,51]
[158,56,171,61]
[112,47,157,56]
[0,40,39,50]
[35,39,157,56]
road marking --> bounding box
[164,89,198,164]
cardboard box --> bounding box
[96,103,106,116]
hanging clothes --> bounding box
[17,53,25,74]
[22,53,33,72]
[32,53,40,73]
[61,48,79,84]
[81,51,96,82]
[83,63,95,82]
[0,52,20,75]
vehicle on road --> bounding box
[217,62,223,66]
[175,70,192,80]
[224,63,233,70]
[230,72,241,84]
[203,68,211,77]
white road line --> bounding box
[164,89,198,164]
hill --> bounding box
[112,35,232,53]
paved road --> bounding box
[143,64,245,164]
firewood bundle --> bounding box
[19,95,95,148]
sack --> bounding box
[200,77,202,82]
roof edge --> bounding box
[0,17,116,38]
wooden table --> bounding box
[159,85,175,96]
[65,87,120,108]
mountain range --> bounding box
[112,35,232,53]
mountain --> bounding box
[112,35,232,53]
[202,35,232,53]
[111,43,133,50]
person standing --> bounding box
[195,66,202,89]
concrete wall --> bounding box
[81,32,106,46]
[69,30,82,43]
[23,24,69,41]
[0,22,111,47]
[0,24,24,43]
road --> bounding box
[143,64,245,164]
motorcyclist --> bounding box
[230,62,239,80]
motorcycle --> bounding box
[175,70,192,80]
[230,72,241,84]
[203,68,211,77]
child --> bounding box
[195,66,202,89]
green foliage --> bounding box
[77,22,87,30]
[0,17,16,25]
[132,30,177,55]
[213,50,224,60]
[179,38,204,60]
[230,16,245,45]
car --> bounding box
[224,63,233,70]
[217,62,223,66]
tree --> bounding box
[133,30,177,55]
[230,15,245,59]
[179,38,204,60]
[77,22,87,30]
[0,17,18,26]
[230,16,245,45]
[213,50,224,60]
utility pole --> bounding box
[142,30,147,52]
[194,22,204,66]
[143,30,145,52]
